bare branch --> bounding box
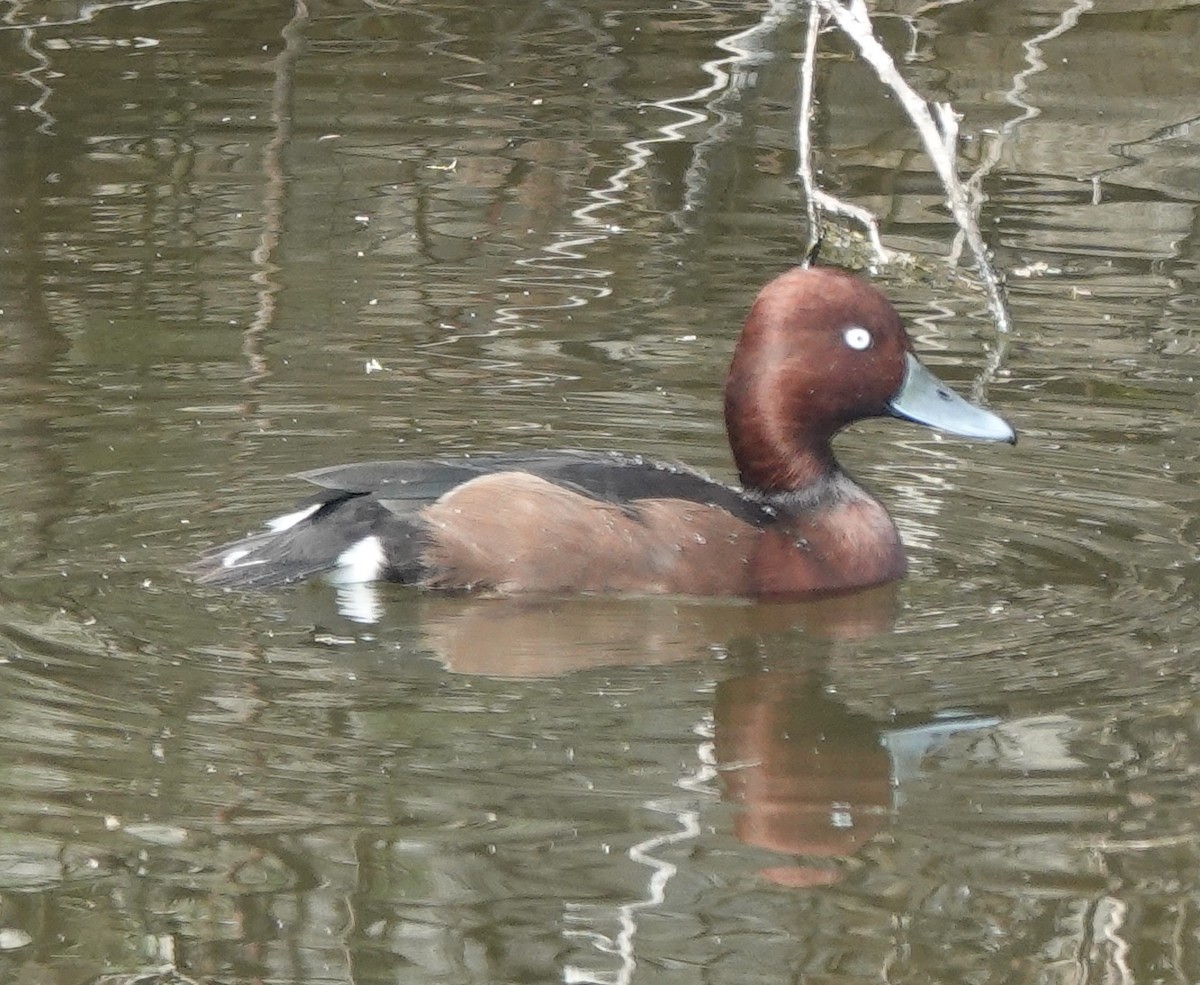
[811,0,1012,333]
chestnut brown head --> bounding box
[724,267,1014,495]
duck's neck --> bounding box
[725,405,841,501]
[724,348,845,498]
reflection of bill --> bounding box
[715,672,891,888]
[715,672,1001,888]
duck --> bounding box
[190,267,1014,598]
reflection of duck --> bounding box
[715,672,892,888]
[415,584,898,677]
[193,268,1014,600]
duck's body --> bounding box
[191,268,1014,598]
[194,450,902,596]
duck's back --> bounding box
[190,451,772,591]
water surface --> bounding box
[1,1,1199,982]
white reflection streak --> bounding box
[957,0,1094,248]
[1,0,188,134]
[15,27,56,134]
[0,0,190,32]
[498,3,787,329]
[576,0,790,226]
[1092,896,1133,985]
[1002,0,1095,131]
[960,0,1091,396]
[562,718,716,985]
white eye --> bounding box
[843,326,872,351]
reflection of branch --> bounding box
[801,0,1011,335]
[2,0,196,134]
[0,0,189,30]
[563,783,706,985]
[499,2,791,329]
[14,27,57,134]
[1002,0,1094,132]
[245,0,309,386]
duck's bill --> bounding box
[887,352,1016,443]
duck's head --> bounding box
[724,267,1015,494]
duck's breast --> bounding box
[750,492,906,597]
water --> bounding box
[1,1,1199,982]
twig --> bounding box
[814,0,1011,332]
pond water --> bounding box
[1,1,1199,982]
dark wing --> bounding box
[186,488,426,589]
[301,451,771,524]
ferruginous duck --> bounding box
[191,267,1015,597]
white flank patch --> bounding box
[266,502,323,532]
[332,535,385,584]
